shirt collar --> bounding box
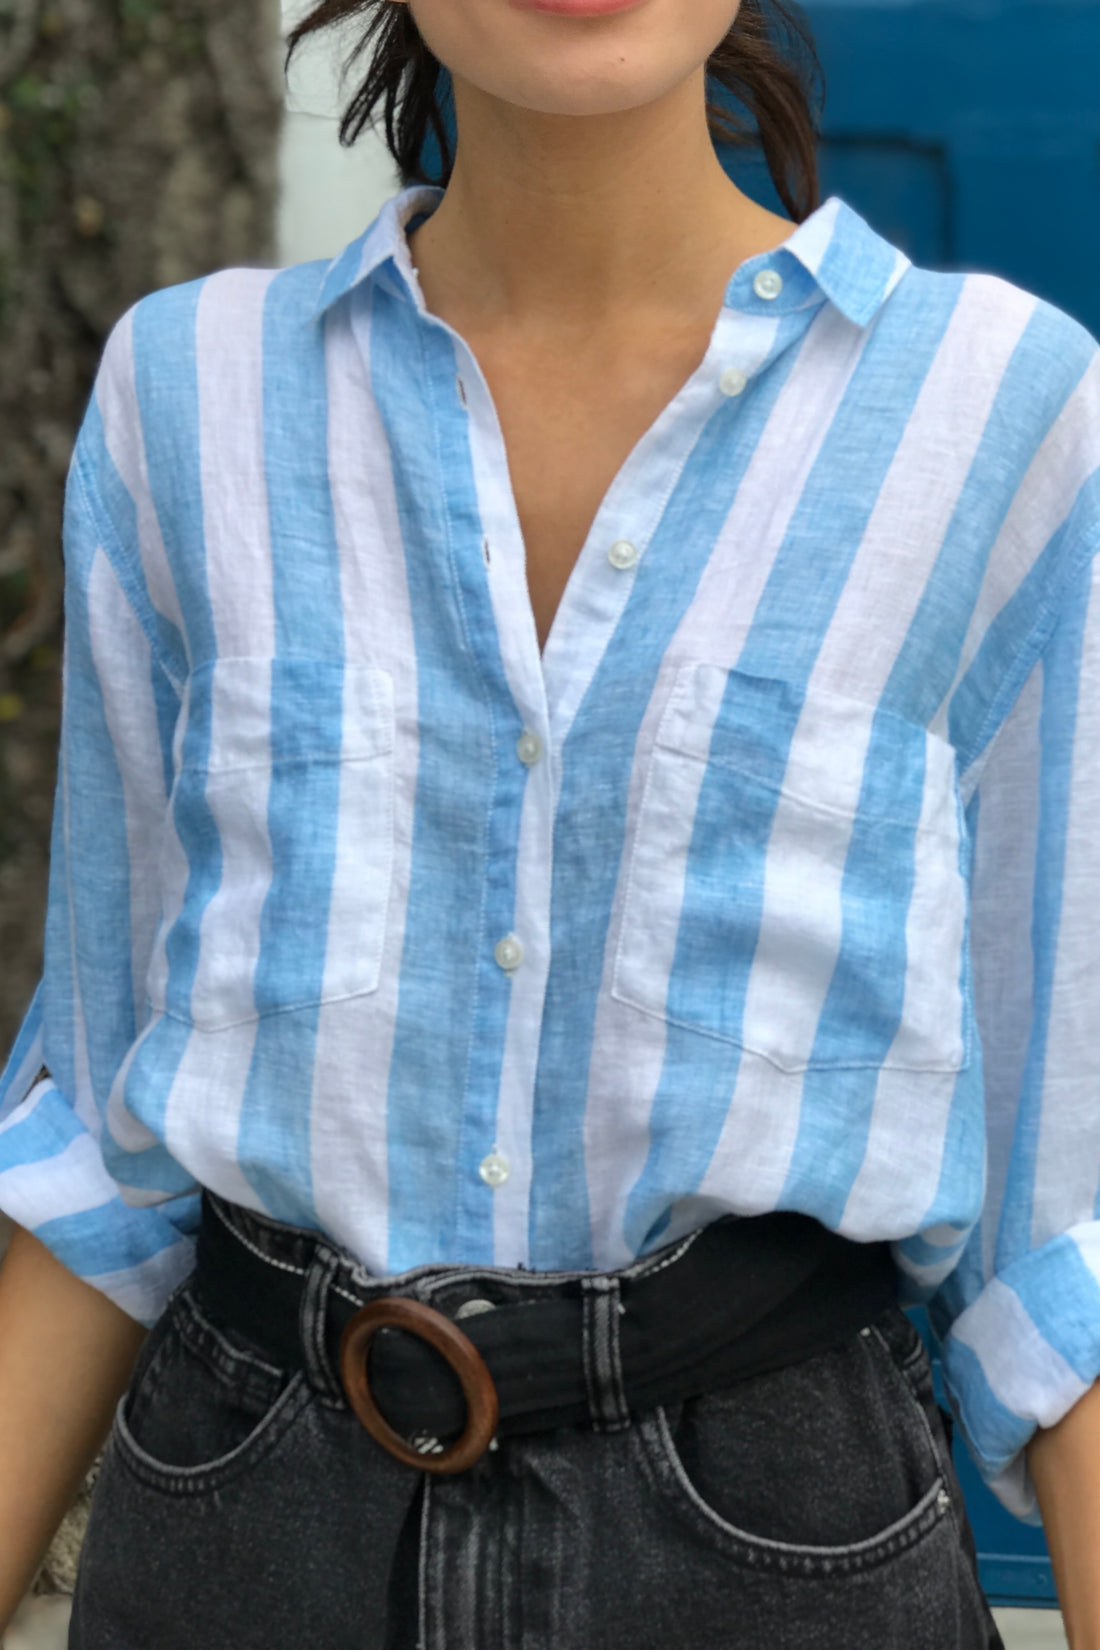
[310,184,910,331]
[744,194,912,327]
[311,184,446,320]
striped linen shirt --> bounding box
[3,184,1100,1518]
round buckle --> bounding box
[339,1297,500,1475]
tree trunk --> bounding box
[0,0,283,1594]
[0,0,283,1055]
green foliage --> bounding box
[0,0,204,242]
[119,0,204,61]
[3,72,86,223]
[0,566,29,632]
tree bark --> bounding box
[0,0,283,1594]
[0,0,282,1050]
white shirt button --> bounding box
[494,934,524,972]
[479,1151,510,1188]
[608,539,640,571]
[516,730,542,767]
[753,269,784,301]
[719,367,748,398]
[456,374,468,407]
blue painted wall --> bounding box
[725,0,1100,340]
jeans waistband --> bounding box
[193,1193,899,1453]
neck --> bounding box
[407,68,793,343]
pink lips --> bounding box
[509,0,645,14]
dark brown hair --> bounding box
[286,1,823,223]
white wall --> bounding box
[277,2,402,266]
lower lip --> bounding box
[509,0,645,14]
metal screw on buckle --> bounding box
[339,1297,500,1475]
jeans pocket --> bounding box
[636,1314,950,1575]
[111,1283,311,1496]
[870,1307,961,1486]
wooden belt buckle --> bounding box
[339,1297,500,1475]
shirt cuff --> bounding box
[938,1222,1100,1522]
[0,1077,196,1326]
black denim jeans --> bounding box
[70,1207,1005,1650]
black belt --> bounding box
[193,1192,897,1476]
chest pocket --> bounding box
[148,657,395,1031]
[612,663,970,1074]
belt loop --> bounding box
[300,1243,344,1400]
[581,1274,630,1433]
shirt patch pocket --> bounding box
[147,657,395,1031]
[612,662,970,1074]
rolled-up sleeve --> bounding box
[932,543,1100,1521]
[0,338,198,1325]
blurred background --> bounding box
[1,0,1098,1641]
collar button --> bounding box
[753,269,784,301]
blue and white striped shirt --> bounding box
[3,185,1100,1518]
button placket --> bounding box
[608,539,640,572]
[434,336,553,1245]
[719,367,748,398]
[494,934,524,973]
[478,1150,510,1188]
[516,730,543,767]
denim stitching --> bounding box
[608,1280,630,1423]
[622,1229,701,1282]
[300,1246,344,1400]
[331,1280,370,1308]
[581,1279,599,1427]
[123,1305,186,1439]
[421,1474,444,1650]
[173,1289,286,1397]
[333,1220,706,1302]
[581,1276,630,1433]
[209,1196,309,1277]
[868,1323,947,1493]
[111,1372,312,1499]
[643,1406,949,1575]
